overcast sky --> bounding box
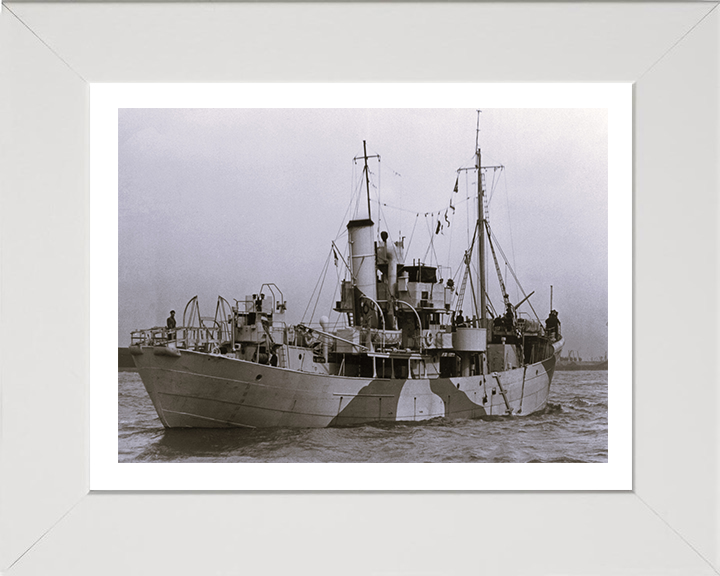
[119,108,608,359]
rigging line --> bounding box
[465,170,471,247]
[376,155,381,233]
[466,261,480,319]
[380,196,471,217]
[422,217,436,264]
[487,169,499,203]
[451,261,464,285]
[303,248,332,323]
[438,175,461,268]
[309,251,332,323]
[382,161,404,179]
[429,215,441,267]
[486,167,504,204]
[406,212,420,256]
[456,225,479,315]
[378,203,405,267]
[334,198,356,240]
[379,202,417,214]
[377,202,395,241]
[331,240,354,281]
[503,171,518,288]
[301,248,333,323]
[331,260,347,330]
[468,258,495,319]
[488,226,521,292]
[351,155,372,219]
[525,298,541,324]
[449,238,468,295]
[352,180,364,220]
[446,208,455,275]
[485,290,497,318]
[483,220,489,317]
[488,226,541,323]
[486,224,510,305]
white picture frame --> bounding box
[1,2,718,574]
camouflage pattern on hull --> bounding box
[131,341,562,428]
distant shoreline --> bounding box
[556,360,608,371]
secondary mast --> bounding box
[476,112,487,327]
[356,140,379,221]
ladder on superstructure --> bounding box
[455,261,470,316]
[487,225,510,307]
[454,171,487,317]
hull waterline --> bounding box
[131,339,563,428]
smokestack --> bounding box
[347,218,376,302]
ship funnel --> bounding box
[347,218,377,301]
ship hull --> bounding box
[130,340,563,428]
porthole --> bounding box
[255,374,262,381]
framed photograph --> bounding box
[93,84,630,492]
[2,2,718,575]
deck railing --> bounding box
[130,325,225,352]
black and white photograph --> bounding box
[118,106,610,465]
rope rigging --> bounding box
[485,222,510,308]
[309,139,538,333]
[487,224,541,323]
[301,246,334,324]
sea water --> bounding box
[118,371,607,463]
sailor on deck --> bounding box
[167,310,176,340]
[504,303,515,328]
[545,310,561,340]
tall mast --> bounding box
[354,140,380,221]
[476,112,487,326]
[363,140,372,220]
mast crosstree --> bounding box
[354,140,380,221]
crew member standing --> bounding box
[545,310,560,340]
[167,310,177,340]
